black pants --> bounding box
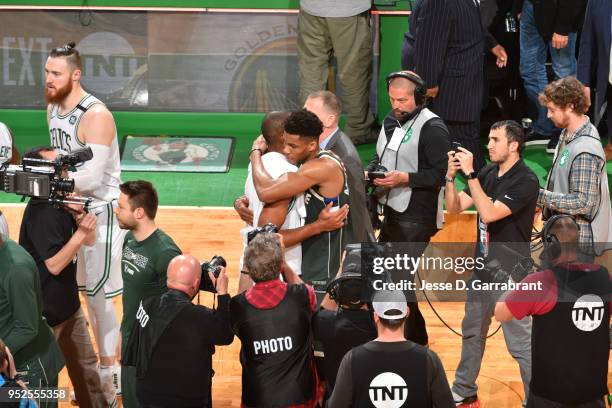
[379,216,438,346]
[526,390,605,408]
[446,120,486,173]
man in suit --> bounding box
[402,0,505,173]
[305,90,375,243]
[577,0,612,161]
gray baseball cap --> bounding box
[372,290,407,320]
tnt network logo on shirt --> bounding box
[572,294,606,332]
[369,372,408,408]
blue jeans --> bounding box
[519,0,577,136]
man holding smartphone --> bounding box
[445,120,538,406]
[366,71,450,346]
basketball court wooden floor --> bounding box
[2,205,611,407]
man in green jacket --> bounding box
[0,234,64,407]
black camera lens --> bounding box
[202,255,227,278]
[53,179,75,193]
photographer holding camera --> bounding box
[445,120,538,406]
[366,71,450,346]
[495,215,611,407]
[123,254,233,408]
[18,147,113,407]
[114,180,182,408]
[312,247,376,400]
[231,232,318,407]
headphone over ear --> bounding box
[541,214,580,261]
[386,71,427,107]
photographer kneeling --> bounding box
[123,254,233,408]
[231,232,318,408]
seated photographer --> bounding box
[327,290,454,407]
[444,120,537,406]
[231,233,318,408]
[123,254,233,408]
[0,229,64,408]
[18,146,113,407]
[495,215,611,407]
[313,246,376,400]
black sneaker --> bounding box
[524,130,551,146]
[546,134,560,154]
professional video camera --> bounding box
[0,146,93,208]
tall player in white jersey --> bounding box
[45,42,125,398]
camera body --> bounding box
[247,222,279,244]
[367,163,388,183]
[0,146,93,206]
[201,255,227,278]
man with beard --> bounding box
[249,108,351,303]
[537,76,612,259]
[45,42,125,396]
[445,120,538,406]
[366,71,450,346]
[114,180,181,407]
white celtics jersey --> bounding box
[49,93,121,204]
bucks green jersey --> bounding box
[301,150,351,290]
[120,229,181,342]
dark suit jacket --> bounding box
[403,0,485,122]
[326,129,374,243]
[577,0,611,119]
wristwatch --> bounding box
[445,176,455,183]
[465,171,477,180]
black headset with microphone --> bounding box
[540,214,580,261]
[386,71,427,107]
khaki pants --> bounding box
[53,308,113,408]
[298,9,375,143]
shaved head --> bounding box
[167,254,202,297]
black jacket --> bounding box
[326,129,374,243]
[403,0,486,122]
[514,0,587,38]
